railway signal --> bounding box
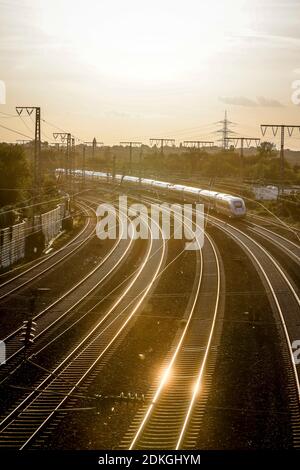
[20,287,50,356]
[0,340,5,365]
[20,318,37,354]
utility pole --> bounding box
[71,137,76,195]
[82,144,86,190]
[150,138,175,158]
[53,132,72,190]
[225,137,260,181]
[139,147,143,186]
[261,124,300,193]
[84,138,103,169]
[92,137,96,159]
[183,140,214,149]
[120,141,142,174]
[16,107,41,209]
[112,155,116,182]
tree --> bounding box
[258,141,276,159]
[0,144,30,207]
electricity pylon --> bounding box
[215,110,235,149]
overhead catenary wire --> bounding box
[128,122,218,142]
[18,114,34,135]
[0,112,56,143]
[0,194,69,217]
[29,114,52,142]
[42,118,86,144]
[0,111,17,119]
[0,122,33,140]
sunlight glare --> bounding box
[40,0,250,83]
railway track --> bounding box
[206,214,300,448]
[245,222,300,265]
[118,199,222,450]
[247,212,300,236]
[0,211,166,449]
[0,198,134,374]
[1,183,298,450]
[133,189,300,448]
[82,183,299,450]
[0,201,95,302]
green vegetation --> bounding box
[158,144,300,184]
[22,140,299,186]
[248,197,300,229]
[0,143,29,206]
[0,143,30,226]
[0,140,299,227]
[70,141,299,185]
[0,143,60,227]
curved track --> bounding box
[121,203,221,450]
[134,188,300,448]
[207,214,300,447]
[0,202,95,301]
[0,198,134,372]
[245,221,300,264]
[1,180,299,450]
[0,211,166,449]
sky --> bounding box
[0,0,300,148]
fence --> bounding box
[0,203,66,269]
[35,203,65,245]
[0,220,28,269]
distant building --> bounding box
[252,185,279,201]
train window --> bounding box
[234,201,243,208]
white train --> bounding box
[58,169,247,219]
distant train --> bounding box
[56,169,247,219]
